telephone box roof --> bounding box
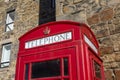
[20,21,96,41]
[19,21,99,51]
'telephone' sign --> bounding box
[25,32,72,49]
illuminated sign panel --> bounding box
[84,35,98,54]
[25,32,72,49]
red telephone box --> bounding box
[15,21,105,80]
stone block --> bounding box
[56,0,63,16]
[108,0,120,6]
[87,13,100,25]
[73,0,82,3]
[100,7,114,22]
[113,43,120,52]
[108,23,115,35]
[115,53,120,62]
[98,37,113,46]
[110,34,120,51]
[93,22,111,38]
[95,0,99,4]
[104,62,119,69]
[115,69,120,80]
[110,62,119,69]
[110,20,120,35]
[105,70,114,80]
[113,19,120,25]
[114,4,120,16]
[67,0,74,4]
[101,54,115,63]
[114,24,120,33]
[110,34,120,42]
[100,46,113,55]
[63,4,76,14]
[96,29,109,38]
[99,0,107,7]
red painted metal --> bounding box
[15,21,105,80]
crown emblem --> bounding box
[43,27,50,35]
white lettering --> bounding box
[25,43,29,49]
[66,32,72,40]
[25,32,72,49]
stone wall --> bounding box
[88,4,120,80]
[57,0,120,80]
[0,0,39,80]
[0,0,120,80]
[87,2,120,80]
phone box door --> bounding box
[89,49,105,80]
[18,48,77,80]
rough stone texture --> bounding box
[87,13,100,25]
[0,0,120,80]
[85,1,120,80]
[115,69,120,80]
[100,7,114,22]
[0,0,39,80]
[104,70,114,80]
[115,53,120,62]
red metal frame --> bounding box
[17,48,77,80]
[15,21,105,80]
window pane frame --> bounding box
[5,10,15,32]
[39,0,56,25]
[0,43,12,68]
[94,61,102,79]
[25,63,29,80]
[24,57,70,79]
[31,59,61,79]
[63,58,69,76]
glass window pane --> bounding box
[9,11,15,20]
[64,58,68,76]
[39,0,56,25]
[6,23,14,31]
[94,61,101,78]
[1,62,9,68]
[25,64,29,80]
[6,11,15,24]
[51,0,55,8]
[1,43,11,67]
[31,59,60,78]
[1,44,11,62]
[6,10,15,32]
[6,14,13,23]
